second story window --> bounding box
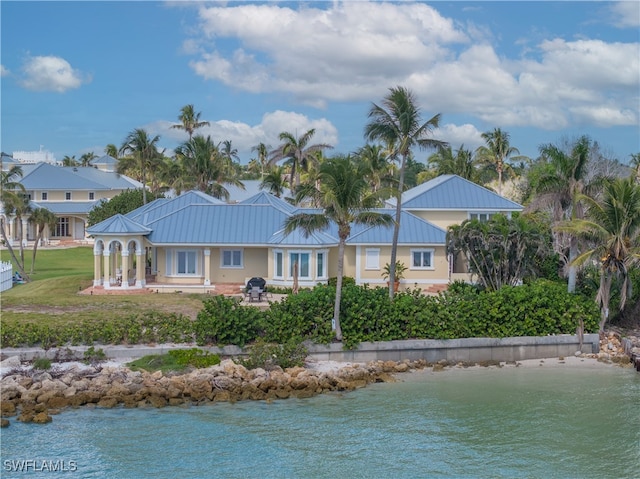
[89,192,95,200]
[65,192,72,201]
[41,192,48,201]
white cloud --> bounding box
[146,111,339,161]
[0,65,9,77]
[434,123,485,151]
[180,1,639,134]
[608,1,640,28]
[19,55,90,92]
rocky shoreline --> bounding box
[1,330,637,427]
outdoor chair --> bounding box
[249,286,262,302]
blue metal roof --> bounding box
[126,191,224,224]
[388,174,522,211]
[145,204,290,245]
[240,191,297,214]
[19,163,140,191]
[268,228,338,246]
[348,210,446,245]
[30,201,97,215]
[87,214,151,235]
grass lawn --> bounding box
[1,246,207,326]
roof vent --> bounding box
[73,167,78,172]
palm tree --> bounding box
[62,155,78,167]
[630,153,640,183]
[355,144,395,193]
[259,166,288,198]
[119,128,161,205]
[364,86,446,299]
[79,152,97,167]
[104,144,119,158]
[28,207,58,274]
[528,136,602,293]
[428,144,479,182]
[171,104,210,140]
[0,165,30,280]
[269,129,332,193]
[476,128,523,196]
[557,177,640,331]
[251,142,271,179]
[283,156,394,340]
[174,135,243,200]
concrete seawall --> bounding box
[1,334,599,365]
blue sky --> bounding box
[2,1,639,165]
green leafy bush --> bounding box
[168,348,220,368]
[194,296,263,346]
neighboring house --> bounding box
[92,155,119,172]
[86,175,523,293]
[1,162,141,246]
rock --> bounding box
[1,418,9,427]
[394,363,409,373]
[432,363,445,372]
[32,412,53,424]
[0,356,21,369]
[1,401,17,417]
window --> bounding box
[55,217,70,237]
[221,249,243,268]
[411,249,434,269]
[365,248,380,269]
[89,192,95,200]
[316,251,327,279]
[177,251,197,274]
[289,252,310,279]
[65,192,72,201]
[41,192,48,201]
[469,212,494,222]
[274,250,284,279]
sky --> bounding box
[1,1,639,165]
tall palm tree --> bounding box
[428,144,479,183]
[283,156,394,340]
[28,207,58,274]
[259,166,288,198]
[0,165,30,280]
[251,142,271,179]
[364,86,445,299]
[476,128,523,196]
[557,177,640,331]
[174,135,243,200]
[171,104,210,140]
[528,136,602,293]
[119,128,161,204]
[630,153,640,183]
[269,129,332,193]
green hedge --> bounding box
[1,280,599,349]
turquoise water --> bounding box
[1,366,639,479]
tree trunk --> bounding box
[388,154,405,300]
[0,219,30,281]
[567,236,578,293]
[333,237,345,341]
[597,272,612,332]
[30,228,43,274]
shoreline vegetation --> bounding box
[0,331,636,428]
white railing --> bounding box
[0,261,13,292]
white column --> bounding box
[135,249,145,288]
[21,218,28,247]
[93,245,103,286]
[204,249,211,286]
[103,250,111,288]
[121,251,130,289]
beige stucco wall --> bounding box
[408,210,468,230]
[211,248,268,283]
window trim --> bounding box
[176,250,197,275]
[410,248,435,270]
[221,249,244,269]
[41,192,48,201]
[365,248,380,270]
[89,192,95,200]
[468,212,495,222]
[316,249,328,280]
[65,192,72,201]
[288,251,311,280]
[273,249,284,279]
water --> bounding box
[2,366,639,479]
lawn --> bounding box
[1,247,207,325]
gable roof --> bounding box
[30,201,97,215]
[388,174,522,211]
[348,210,446,245]
[125,190,224,224]
[86,214,151,235]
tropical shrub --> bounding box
[240,338,308,370]
[195,296,263,346]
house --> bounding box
[1,162,141,246]
[86,175,523,293]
